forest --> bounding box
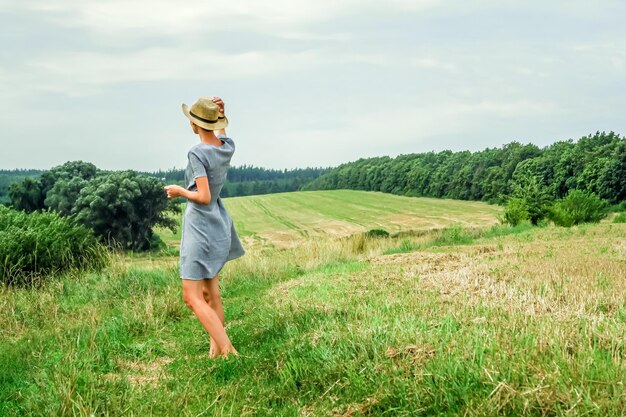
[304,131,626,206]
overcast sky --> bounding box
[1,1,625,171]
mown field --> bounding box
[2,191,626,416]
[160,190,503,247]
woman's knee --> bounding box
[182,287,204,310]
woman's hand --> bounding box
[164,179,211,205]
[211,96,225,115]
[164,184,186,199]
[211,96,227,136]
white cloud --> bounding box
[277,32,354,42]
[341,99,560,139]
[411,57,457,72]
[7,47,327,97]
[17,0,441,39]
[572,41,626,74]
[236,97,562,169]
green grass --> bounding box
[2,192,626,416]
[613,212,626,223]
[384,223,536,255]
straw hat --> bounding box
[182,97,228,131]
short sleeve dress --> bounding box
[180,135,245,280]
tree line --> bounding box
[1,166,328,205]
[0,169,43,205]
[303,131,626,206]
[148,165,328,197]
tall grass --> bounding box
[0,206,108,286]
[384,223,535,254]
[1,221,625,416]
[613,212,626,223]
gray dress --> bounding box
[180,135,245,280]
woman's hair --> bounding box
[195,123,213,133]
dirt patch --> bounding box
[337,397,381,417]
[104,357,172,387]
[385,344,436,365]
[369,251,465,272]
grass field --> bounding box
[2,191,626,416]
[159,190,503,247]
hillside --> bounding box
[2,206,625,415]
[159,190,503,248]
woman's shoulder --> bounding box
[187,143,206,158]
[217,134,235,149]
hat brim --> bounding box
[182,103,229,131]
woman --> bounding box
[164,96,245,359]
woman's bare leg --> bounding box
[203,275,237,358]
[202,275,225,357]
[182,279,237,358]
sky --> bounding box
[1,0,625,171]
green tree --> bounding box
[507,171,553,225]
[44,177,89,216]
[9,161,97,212]
[8,177,45,212]
[72,171,178,251]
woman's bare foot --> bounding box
[210,344,238,359]
[209,335,218,358]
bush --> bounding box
[549,190,608,227]
[504,174,552,226]
[0,206,108,286]
[503,198,531,226]
[365,228,390,238]
[613,212,626,223]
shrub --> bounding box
[365,228,390,238]
[0,206,108,286]
[613,212,626,223]
[504,174,553,226]
[503,198,531,226]
[549,190,608,227]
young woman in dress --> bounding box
[164,96,245,359]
